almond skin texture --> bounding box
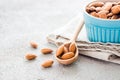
[56,45,64,57]
[111,5,120,15]
[64,43,70,49]
[90,12,99,17]
[25,54,37,60]
[41,60,54,68]
[61,52,75,60]
[102,2,112,11]
[69,42,76,53]
[63,46,69,53]
[98,11,107,19]
[111,15,118,19]
[107,13,113,17]
[89,1,104,7]
[95,7,102,12]
[41,48,53,54]
[86,6,96,13]
[30,41,38,48]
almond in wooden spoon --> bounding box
[61,52,75,60]
[69,42,76,53]
[56,45,64,57]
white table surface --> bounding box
[0,0,120,80]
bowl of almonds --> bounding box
[84,0,120,43]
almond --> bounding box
[112,2,118,6]
[25,54,37,60]
[89,1,104,7]
[61,52,75,60]
[107,13,113,17]
[102,2,112,11]
[30,41,38,48]
[41,60,54,68]
[118,1,120,5]
[41,48,53,54]
[69,42,76,53]
[111,15,118,19]
[56,45,64,57]
[90,12,99,17]
[64,42,70,49]
[95,7,102,12]
[86,6,96,13]
[98,11,107,19]
[63,46,69,53]
[111,5,120,15]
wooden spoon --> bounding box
[55,17,84,65]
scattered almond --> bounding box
[30,41,38,49]
[25,54,37,60]
[56,45,64,57]
[41,60,54,68]
[61,52,75,60]
[41,48,53,54]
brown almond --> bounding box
[61,52,75,60]
[98,11,107,19]
[95,7,102,12]
[30,41,38,48]
[86,6,96,13]
[118,1,120,5]
[41,48,53,54]
[99,10,109,14]
[69,42,76,53]
[107,13,113,17]
[64,42,70,49]
[112,2,118,6]
[102,2,112,11]
[56,45,64,57]
[111,15,118,19]
[111,5,120,15]
[25,54,37,60]
[90,12,99,17]
[63,46,69,53]
[41,60,54,68]
[88,1,104,7]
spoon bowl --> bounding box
[55,42,78,65]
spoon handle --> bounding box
[70,17,84,42]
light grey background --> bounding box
[0,0,120,80]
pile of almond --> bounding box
[86,1,120,19]
[56,42,76,60]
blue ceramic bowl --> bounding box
[84,3,120,43]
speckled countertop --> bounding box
[0,0,120,80]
